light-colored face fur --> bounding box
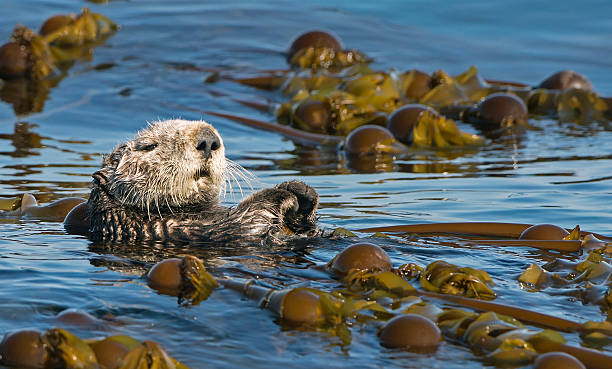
[98,119,226,214]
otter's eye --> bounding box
[137,143,158,151]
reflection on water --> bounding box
[0,122,45,157]
[0,0,611,368]
[0,78,54,115]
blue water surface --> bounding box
[0,1,611,368]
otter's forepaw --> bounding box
[275,180,319,217]
[275,181,318,235]
[234,181,319,237]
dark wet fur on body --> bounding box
[88,120,318,244]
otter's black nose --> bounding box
[196,134,221,159]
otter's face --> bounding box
[95,119,226,213]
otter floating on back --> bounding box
[86,119,319,244]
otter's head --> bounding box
[93,119,226,214]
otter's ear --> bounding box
[92,155,112,185]
[92,144,127,185]
[92,169,109,185]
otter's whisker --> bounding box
[154,196,163,219]
[145,195,152,220]
[226,159,258,198]
[228,168,242,199]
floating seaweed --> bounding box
[0,8,118,114]
[0,26,55,81]
[40,8,118,47]
[207,30,612,168]
[0,328,189,369]
[419,261,496,300]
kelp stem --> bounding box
[356,222,531,237]
[468,239,581,252]
[219,278,271,302]
[204,110,343,146]
[356,222,612,241]
[419,291,582,332]
[231,99,271,112]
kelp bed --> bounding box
[1,1,612,369]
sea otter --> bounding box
[85,119,319,244]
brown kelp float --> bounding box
[0,42,33,79]
[519,223,571,240]
[539,70,594,91]
[0,26,54,81]
[0,330,48,368]
[528,70,609,122]
[146,255,219,306]
[463,92,528,130]
[55,309,107,329]
[286,30,368,70]
[342,125,405,156]
[533,351,587,369]
[326,242,392,277]
[0,328,189,369]
[378,314,442,352]
[386,104,437,145]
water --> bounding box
[1,0,611,367]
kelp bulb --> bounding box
[533,352,585,369]
[476,93,527,128]
[519,224,569,240]
[0,330,47,368]
[344,125,396,155]
[387,104,438,145]
[287,30,342,60]
[0,42,29,79]
[538,70,593,91]
[147,258,182,290]
[329,242,392,277]
[379,314,442,351]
